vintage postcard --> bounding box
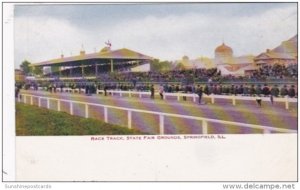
[2,2,298,184]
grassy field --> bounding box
[16,103,146,136]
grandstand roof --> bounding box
[32,48,154,67]
[255,34,297,61]
[272,35,297,57]
[255,51,295,60]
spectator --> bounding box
[150,85,155,99]
[270,85,279,97]
[196,85,203,104]
[288,85,296,98]
[280,85,288,97]
[159,85,164,99]
[262,84,270,97]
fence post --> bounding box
[202,120,208,134]
[193,94,196,102]
[57,100,61,111]
[24,95,26,104]
[70,102,73,115]
[85,104,89,118]
[104,107,108,122]
[232,96,236,106]
[177,94,180,101]
[18,94,21,102]
[139,92,142,98]
[285,96,289,110]
[211,94,215,104]
[159,115,164,135]
[128,110,132,129]
[120,92,122,97]
[264,128,271,134]
[38,97,41,107]
[30,96,33,105]
[129,92,132,98]
[47,98,50,109]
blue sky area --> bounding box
[14,3,297,67]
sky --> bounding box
[14,3,297,68]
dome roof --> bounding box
[215,43,233,54]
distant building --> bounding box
[213,43,257,76]
[176,42,257,76]
[15,69,25,82]
[254,35,297,66]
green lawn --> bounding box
[16,103,146,136]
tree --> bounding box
[32,66,43,75]
[174,62,185,70]
[150,59,173,72]
[20,60,31,75]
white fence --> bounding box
[19,93,297,134]
[96,89,297,110]
[31,87,297,110]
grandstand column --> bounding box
[110,59,114,72]
[70,67,73,76]
[95,64,99,76]
[59,66,62,77]
[81,65,84,77]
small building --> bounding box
[15,69,25,82]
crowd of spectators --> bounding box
[44,63,297,84]
[20,78,297,99]
[45,63,140,78]
[251,64,297,80]
[19,63,297,98]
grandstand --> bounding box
[32,47,153,79]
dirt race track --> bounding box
[19,90,298,134]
